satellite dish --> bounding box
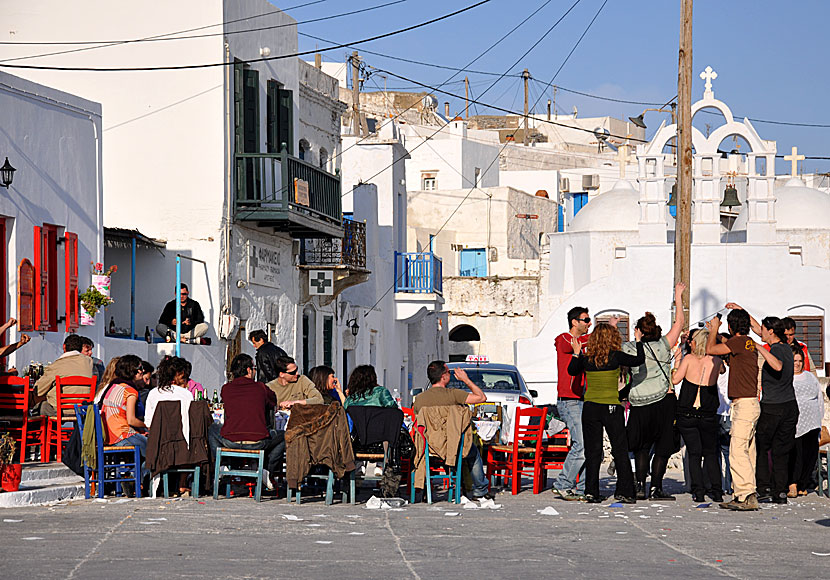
[593,127,610,142]
[422,95,438,111]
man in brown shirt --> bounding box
[707,309,760,511]
[32,334,94,416]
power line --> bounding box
[0,1,408,64]
[0,0,490,72]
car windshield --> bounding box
[448,369,520,391]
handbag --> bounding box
[820,426,830,447]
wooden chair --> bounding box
[74,404,142,499]
[0,377,46,462]
[410,426,465,504]
[46,376,96,462]
[538,428,573,489]
[486,406,546,495]
[213,448,265,502]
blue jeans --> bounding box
[115,433,150,482]
[465,444,490,497]
[554,399,585,493]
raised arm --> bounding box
[454,368,486,405]
[0,318,16,336]
[665,283,687,346]
[705,317,731,356]
[671,354,689,385]
[725,303,762,337]
[0,333,30,359]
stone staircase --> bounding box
[0,463,84,508]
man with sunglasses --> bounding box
[157,283,209,343]
[266,356,324,409]
[552,306,591,501]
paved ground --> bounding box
[1,470,829,580]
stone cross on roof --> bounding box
[783,146,805,177]
[617,143,630,178]
[700,66,718,98]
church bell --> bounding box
[667,184,677,207]
[720,185,741,209]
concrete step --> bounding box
[20,462,79,483]
[0,462,85,507]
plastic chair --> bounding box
[46,376,96,462]
[486,406,546,495]
[74,404,142,499]
[410,427,465,505]
[0,377,46,462]
[213,447,264,502]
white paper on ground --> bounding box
[812,552,830,556]
[22,537,43,540]
[477,498,502,509]
[463,502,479,510]
[282,514,303,521]
[348,532,365,535]
[365,496,383,510]
[146,517,167,521]
[315,541,332,544]
[444,512,460,517]
[305,524,322,527]
[113,499,131,504]
[537,506,559,516]
[3,519,22,523]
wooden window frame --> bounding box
[64,232,79,332]
[596,315,630,342]
[34,224,59,332]
[791,315,824,368]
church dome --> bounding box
[569,180,640,232]
[732,177,830,230]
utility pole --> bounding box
[675,0,693,329]
[351,51,361,137]
[522,69,530,146]
[552,85,557,119]
[464,76,470,120]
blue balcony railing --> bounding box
[394,252,443,295]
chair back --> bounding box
[512,406,546,454]
[0,377,30,416]
[56,376,96,420]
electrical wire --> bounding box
[0,0,491,72]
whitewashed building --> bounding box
[5,1,358,390]
[0,71,104,368]
[516,68,830,404]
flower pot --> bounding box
[91,275,111,297]
[80,307,95,326]
[1,464,22,492]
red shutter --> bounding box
[18,259,35,332]
[33,226,50,331]
[64,232,79,332]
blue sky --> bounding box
[291,0,830,173]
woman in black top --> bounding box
[568,323,645,503]
[671,328,724,502]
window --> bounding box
[474,167,481,186]
[459,248,487,277]
[323,315,333,368]
[298,139,310,162]
[792,316,824,368]
[34,225,59,332]
[573,193,588,216]
[421,172,437,190]
[319,148,328,171]
[64,232,79,332]
[596,315,630,341]
[447,369,520,392]
[17,259,35,332]
[266,80,293,154]
[235,62,260,201]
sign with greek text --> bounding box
[247,240,281,288]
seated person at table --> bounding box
[156,284,208,343]
[80,336,105,387]
[343,365,397,409]
[413,360,493,501]
[309,365,345,404]
[266,357,324,409]
[101,355,150,488]
[0,318,31,374]
[209,354,285,487]
[32,334,94,416]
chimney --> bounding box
[444,102,450,117]
[314,53,322,68]
[547,99,551,121]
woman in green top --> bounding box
[343,365,397,409]
[568,323,644,503]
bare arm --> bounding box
[705,318,731,356]
[455,368,486,405]
[725,303,762,337]
[672,355,689,385]
[125,395,147,430]
[665,283,687,346]
[0,333,30,359]
[755,342,783,371]
[0,318,16,336]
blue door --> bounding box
[459,248,487,277]
[573,193,588,216]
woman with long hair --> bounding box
[94,356,120,403]
[308,365,345,404]
[344,365,396,409]
[672,328,724,502]
[788,346,823,497]
[568,322,644,503]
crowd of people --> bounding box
[554,285,828,509]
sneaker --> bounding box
[472,492,496,501]
[614,495,636,504]
[729,493,759,511]
[585,494,606,503]
[553,488,583,501]
[262,469,275,491]
[649,487,676,501]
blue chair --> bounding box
[74,404,142,499]
[287,469,341,505]
[212,447,264,502]
[160,466,201,498]
[411,430,465,505]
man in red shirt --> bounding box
[780,317,815,373]
[552,306,591,500]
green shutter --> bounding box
[278,88,293,155]
[323,316,333,368]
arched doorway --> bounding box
[449,324,480,362]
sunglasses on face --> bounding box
[284,368,299,375]
[578,318,592,323]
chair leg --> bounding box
[425,453,432,505]
[254,451,264,502]
[325,470,334,506]
[162,473,170,499]
[193,466,201,498]
[350,469,357,505]
[410,470,416,504]
[134,448,142,498]
[213,449,222,501]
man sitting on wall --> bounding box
[32,334,94,417]
[156,283,209,343]
[248,329,288,384]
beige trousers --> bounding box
[729,397,761,501]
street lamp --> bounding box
[628,102,677,129]
[0,157,15,188]
[347,318,359,336]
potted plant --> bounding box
[0,432,21,492]
[81,262,117,325]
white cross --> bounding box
[783,146,805,177]
[700,66,718,96]
[617,144,630,178]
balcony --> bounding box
[234,151,343,238]
[298,218,370,302]
[394,252,444,322]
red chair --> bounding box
[538,428,573,489]
[399,407,416,496]
[45,376,96,462]
[486,406,546,495]
[0,377,46,462]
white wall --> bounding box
[0,71,104,366]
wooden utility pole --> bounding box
[522,69,530,145]
[675,0,693,328]
[351,51,361,136]
[464,76,470,120]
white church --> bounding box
[517,67,830,404]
